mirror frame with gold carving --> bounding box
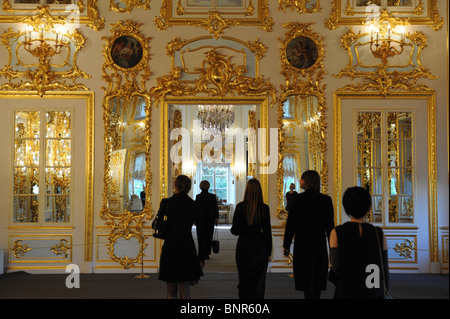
[277,22,328,220]
[100,20,152,269]
[276,85,328,219]
[150,35,277,208]
[325,0,444,31]
[154,0,274,39]
[109,0,150,13]
[0,1,105,30]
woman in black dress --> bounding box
[285,183,298,213]
[158,175,203,299]
[195,180,219,266]
[329,186,389,299]
[231,178,272,299]
[283,170,335,299]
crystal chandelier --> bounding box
[197,105,235,134]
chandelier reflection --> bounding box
[197,105,235,134]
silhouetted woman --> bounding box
[195,180,219,266]
[231,178,272,299]
[330,186,389,299]
[283,170,335,299]
[158,175,203,299]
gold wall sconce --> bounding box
[0,6,90,97]
[365,9,409,66]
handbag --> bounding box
[152,198,169,239]
[211,226,219,254]
[374,225,393,299]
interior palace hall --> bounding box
[0,0,448,300]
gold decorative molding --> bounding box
[277,23,328,219]
[155,0,273,36]
[0,1,104,30]
[394,239,415,259]
[12,240,32,258]
[105,211,148,270]
[150,37,276,107]
[325,0,444,31]
[278,0,321,14]
[109,0,150,13]
[100,20,153,269]
[0,6,91,96]
[334,27,437,96]
[50,239,71,258]
[188,11,240,39]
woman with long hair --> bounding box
[231,178,272,299]
[283,170,335,299]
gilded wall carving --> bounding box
[101,19,153,270]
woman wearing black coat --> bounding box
[283,170,335,299]
[195,180,219,265]
[231,178,272,299]
[158,175,203,299]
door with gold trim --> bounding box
[337,93,437,273]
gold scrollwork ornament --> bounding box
[109,0,150,13]
[151,47,276,107]
[50,239,71,258]
[0,6,91,96]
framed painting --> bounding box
[280,23,325,81]
[285,36,319,70]
[110,36,143,69]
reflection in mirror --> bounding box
[279,94,326,218]
[166,103,260,225]
[104,94,149,216]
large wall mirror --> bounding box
[101,94,151,218]
[100,93,152,269]
[277,89,328,219]
[160,97,271,224]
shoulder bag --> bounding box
[212,226,219,254]
[374,225,393,299]
[152,198,169,239]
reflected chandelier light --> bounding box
[197,105,235,134]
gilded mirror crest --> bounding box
[278,0,321,14]
[109,0,150,13]
[101,19,153,269]
[155,0,274,38]
[150,36,276,107]
[1,1,105,30]
[325,0,444,31]
[0,6,90,96]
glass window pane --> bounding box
[46,111,71,138]
[46,140,71,166]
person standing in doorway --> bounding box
[285,182,298,213]
[195,180,219,267]
[158,175,203,299]
[283,170,335,299]
[231,178,272,299]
